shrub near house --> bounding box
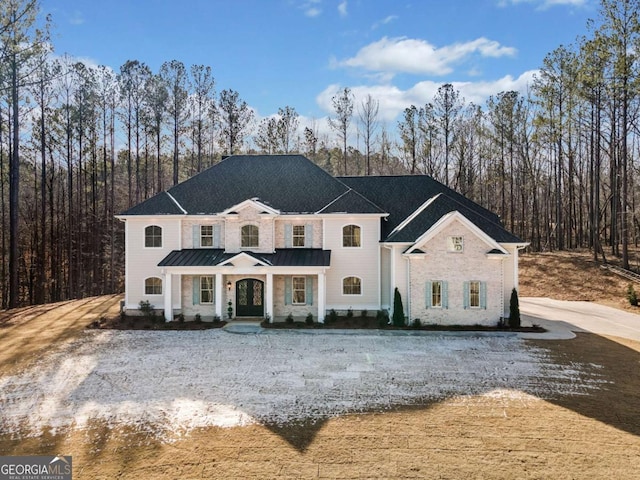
[116,155,527,325]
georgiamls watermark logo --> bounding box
[0,455,72,480]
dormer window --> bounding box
[293,225,305,247]
[241,224,259,248]
[448,236,463,252]
[201,225,213,247]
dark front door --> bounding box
[236,278,264,317]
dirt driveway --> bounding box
[1,295,639,479]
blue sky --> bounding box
[41,0,596,130]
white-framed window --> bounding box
[343,276,362,295]
[241,224,259,248]
[432,281,442,308]
[448,236,463,252]
[201,276,214,304]
[469,281,481,308]
[145,225,162,248]
[292,276,306,304]
[144,277,162,295]
[343,224,361,247]
[292,225,306,247]
[201,225,213,247]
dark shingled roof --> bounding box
[158,248,331,267]
[120,154,521,245]
[317,189,384,214]
[385,193,521,243]
[120,155,383,216]
[339,175,522,243]
[122,192,185,216]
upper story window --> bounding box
[200,225,213,247]
[293,225,306,247]
[145,277,162,295]
[342,225,361,247]
[241,224,259,248]
[448,236,463,252]
[145,225,162,248]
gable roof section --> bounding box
[405,211,509,254]
[121,155,380,216]
[386,193,521,243]
[339,175,521,243]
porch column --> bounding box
[317,272,325,323]
[164,272,173,322]
[266,273,273,322]
[215,273,223,319]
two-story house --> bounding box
[117,154,527,325]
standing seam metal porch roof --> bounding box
[158,248,331,267]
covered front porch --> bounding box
[158,248,331,323]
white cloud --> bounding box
[305,7,321,17]
[316,70,538,123]
[372,15,398,29]
[498,0,586,9]
[69,10,85,25]
[338,36,517,77]
[338,0,348,17]
[298,0,322,17]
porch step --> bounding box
[223,322,263,334]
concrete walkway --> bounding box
[520,297,640,341]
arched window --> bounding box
[241,224,259,248]
[145,277,162,295]
[145,225,162,248]
[342,224,361,247]
[343,276,362,295]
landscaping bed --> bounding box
[88,314,227,330]
[261,315,545,332]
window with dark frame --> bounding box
[145,225,162,248]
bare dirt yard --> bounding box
[1,255,639,479]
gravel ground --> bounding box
[0,329,604,442]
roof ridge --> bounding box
[316,189,351,214]
[165,191,187,214]
[389,193,441,236]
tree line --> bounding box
[0,0,638,308]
